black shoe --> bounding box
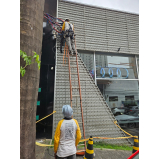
[69,51,72,55]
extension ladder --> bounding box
[63,39,86,155]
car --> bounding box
[124,106,139,114]
[115,110,139,128]
[112,107,126,116]
[112,105,138,116]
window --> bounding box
[95,54,138,79]
[97,80,139,108]
[78,51,94,78]
[109,96,118,102]
[125,95,134,101]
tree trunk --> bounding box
[20,0,45,158]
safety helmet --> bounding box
[65,18,70,21]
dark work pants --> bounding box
[56,154,76,159]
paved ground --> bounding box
[35,139,133,159]
[35,127,139,159]
[36,146,132,159]
[124,127,139,145]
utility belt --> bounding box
[64,29,74,37]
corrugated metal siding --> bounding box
[58,0,139,55]
[53,37,131,145]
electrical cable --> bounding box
[45,14,62,31]
[44,13,64,22]
[44,15,61,33]
[44,13,63,31]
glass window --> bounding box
[109,96,118,102]
[96,54,138,79]
[78,51,94,79]
[97,80,139,109]
[136,56,139,77]
[125,95,134,101]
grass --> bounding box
[93,141,132,151]
[49,140,132,151]
[49,139,54,148]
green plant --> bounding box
[49,138,54,148]
[20,50,41,77]
[93,141,132,151]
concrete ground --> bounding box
[36,128,138,159]
[36,142,132,159]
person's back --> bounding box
[63,21,73,31]
[54,105,81,159]
[61,19,76,55]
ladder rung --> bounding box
[72,87,79,89]
[71,73,78,74]
[70,60,77,62]
[72,103,81,105]
[72,95,80,97]
[70,66,77,68]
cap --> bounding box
[62,105,73,118]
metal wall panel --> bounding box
[58,0,139,55]
[53,36,131,145]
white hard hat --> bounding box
[65,18,70,21]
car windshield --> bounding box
[127,111,139,116]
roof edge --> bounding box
[61,0,139,15]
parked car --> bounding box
[124,106,139,114]
[115,110,139,128]
[112,105,139,116]
[112,107,126,116]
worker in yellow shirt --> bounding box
[62,19,77,55]
[54,105,81,159]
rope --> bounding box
[114,121,138,138]
[36,111,56,124]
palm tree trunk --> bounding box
[20,0,45,158]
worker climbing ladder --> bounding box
[46,13,131,154]
[63,35,86,154]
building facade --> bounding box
[36,0,139,144]
[58,0,139,110]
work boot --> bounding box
[69,51,73,55]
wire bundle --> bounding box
[44,13,64,34]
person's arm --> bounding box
[73,119,81,146]
[62,22,65,31]
[54,119,64,153]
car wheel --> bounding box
[128,123,135,128]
